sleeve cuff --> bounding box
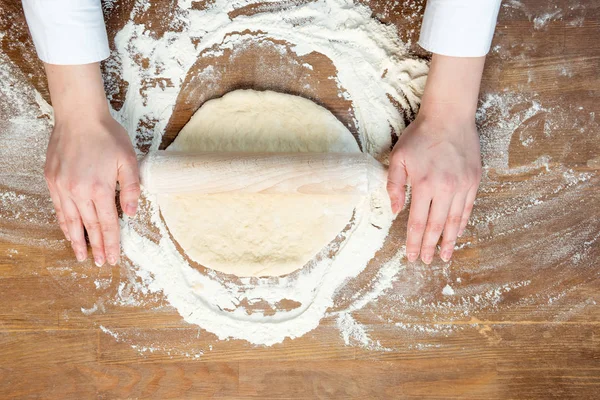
[418,0,502,57]
[22,0,110,65]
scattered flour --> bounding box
[114,0,427,346]
[99,325,120,340]
[111,0,428,160]
[533,9,562,30]
[81,304,99,316]
[0,0,597,357]
[442,284,455,296]
[502,1,564,31]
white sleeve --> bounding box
[22,0,110,65]
[418,0,502,57]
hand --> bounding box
[386,53,486,264]
[387,114,482,264]
[44,115,140,265]
[42,63,140,266]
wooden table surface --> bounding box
[1,0,599,398]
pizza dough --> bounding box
[157,89,361,277]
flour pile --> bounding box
[113,0,428,345]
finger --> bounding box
[94,194,120,266]
[386,154,407,214]
[458,185,478,237]
[406,186,432,262]
[46,183,70,241]
[77,198,106,267]
[59,194,87,262]
[420,195,453,265]
[118,157,141,217]
[440,194,467,262]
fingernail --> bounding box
[422,254,433,264]
[107,254,118,266]
[441,250,452,262]
[126,202,138,216]
[76,251,86,262]
[407,252,418,262]
[458,229,464,237]
[65,234,71,242]
[94,255,105,267]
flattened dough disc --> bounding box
[158,89,361,277]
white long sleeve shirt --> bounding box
[22,0,502,65]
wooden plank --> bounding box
[237,360,500,399]
[0,361,240,400]
[0,330,97,366]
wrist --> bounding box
[417,54,485,125]
[53,99,110,128]
[417,100,476,127]
[45,63,109,126]
[52,109,114,139]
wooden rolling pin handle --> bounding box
[140,151,388,196]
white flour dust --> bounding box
[0,0,598,358]
[112,0,428,158]
[113,0,428,346]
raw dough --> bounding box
[158,89,361,277]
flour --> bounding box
[81,304,99,316]
[442,284,455,296]
[533,8,562,30]
[0,0,598,356]
[502,1,563,31]
[112,0,428,159]
[121,180,394,345]
[5,248,18,258]
[113,0,427,346]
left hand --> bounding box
[387,113,482,264]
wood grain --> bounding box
[1,0,599,399]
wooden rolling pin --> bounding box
[139,151,388,196]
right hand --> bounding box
[44,113,140,266]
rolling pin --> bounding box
[139,151,388,196]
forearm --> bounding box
[418,54,485,124]
[44,63,109,125]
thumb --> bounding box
[118,154,141,217]
[386,155,407,214]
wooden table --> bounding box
[1,1,598,398]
